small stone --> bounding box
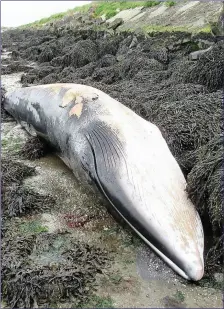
[129,36,138,49]
[214,272,223,283]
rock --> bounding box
[116,55,125,62]
[210,4,224,36]
[214,272,223,283]
[168,37,192,51]
[105,29,115,37]
[81,15,92,25]
[11,50,19,60]
[129,36,138,49]
[182,38,192,44]
[198,39,214,49]
[95,17,104,25]
[101,14,106,22]
[108,18,123,30]
[134,27,145,36]
[189,46,213,60]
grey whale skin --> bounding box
[4,83,204,281]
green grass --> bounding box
[200,25,212,33]
[174,290,185,302]
[2,137,24,153]
[79,295,114,308]
[165,1,176,7]
[20,220,49,234]
[123,258,135,264]
[1,139,9,147]
[109,274,123,284]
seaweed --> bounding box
[2,233,109,308]
[19,136,53,160]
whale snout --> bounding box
[184,257,204,281]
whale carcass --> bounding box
[4,83,204,281]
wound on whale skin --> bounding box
[4,83,204,281]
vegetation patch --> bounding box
[1,157,55,223]
[186,135,223,233]
[2,233,110,308]
[174,290,185,302]
[1,158,36,187]
[19,136,53,160]
[165,1,176,7]
[79,294,114,308]
[19,220,49,234]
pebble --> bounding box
[214,272,223,283]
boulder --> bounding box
[108,18,124,30]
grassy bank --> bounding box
[20,1,176,28]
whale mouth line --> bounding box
[110,206,191,280]
[128,222,191,280]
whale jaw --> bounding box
[122,214,204,281]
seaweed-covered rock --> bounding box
[187,135,223,233]
[40,73,59,85]
[1,158,55,218]
[92,66,121,84]
[120,54,166,79]
[179,42,224,91]
[19,136,53,160]
[1,62,34,74]
[2,185,54,218]
[98,54,117,67]
[148,91,222,158]
[1,158,36,187]
[38,45,55,62]
[97,35,123,57]
[21,73,36,84]
[63,39,98,68]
